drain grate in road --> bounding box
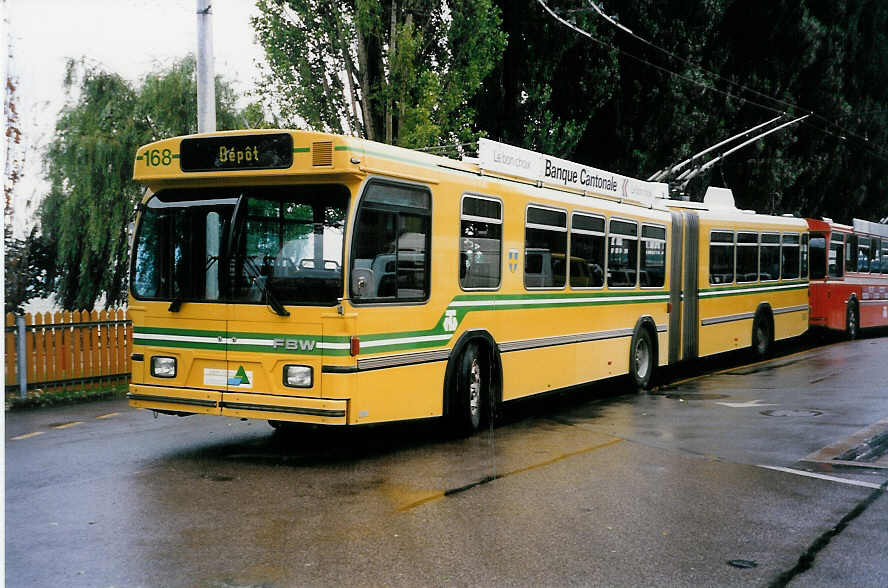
[760,409,823,417]
[802,419,888,470]
[833,431,888,463]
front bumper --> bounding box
[128,384,348,425]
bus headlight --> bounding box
[151,356,177,378]
[284,365,313,388]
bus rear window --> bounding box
[809,235,826,279]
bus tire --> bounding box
[629,327,656,390]
[450,342,487,436]
[751,309,774,359]
[846,301,859,340]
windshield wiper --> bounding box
[242,256,290,317]
[168,296,184,312]
[263,282,290,317]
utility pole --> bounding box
[196,0,216,133]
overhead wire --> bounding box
[535,0,888,163]
[584,1,805,118]
[584,0,888,162]
[535,0,784,118]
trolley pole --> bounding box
[196,0,216,133]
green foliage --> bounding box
[252,0,506,148]
[39,57,259,310]
[5,382,128,410]
[4,228,55,314]
[475,1,888,221]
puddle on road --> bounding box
[760,409,823,417]
[662,393,731,401]
[202,474,235,482]
[726,357,806,375]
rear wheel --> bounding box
[846,301,859,340]
[449,343,487,436]
[629,328,656,390]
[751,312,773,359]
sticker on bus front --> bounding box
[204,367,253,388]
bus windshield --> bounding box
[132,185,348,306]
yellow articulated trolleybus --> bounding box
[127,130,809,435]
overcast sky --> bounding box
[5,0,263,237]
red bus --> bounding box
[807,217,888,338]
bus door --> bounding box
[130,193,234,414]
[218,185,349,419]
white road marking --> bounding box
[716,399,778,408]
[10,431,44,441]
[52,421,84,430]
[758,465,884,490]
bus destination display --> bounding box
[180,133,293,172]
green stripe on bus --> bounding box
[699,283,808,298]
[132,338,226,351]
[134,326,227,338]
[700,280,808,293]
[453,291,670,302]
[293,147,311,153]
[131,290,671,355]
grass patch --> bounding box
[6,382,129,410]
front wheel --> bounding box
[846,302,859,340]
[629,328,656,390]
[449,343,487,436]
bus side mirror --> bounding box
[351,268,374,298]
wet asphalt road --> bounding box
[6,334,888,587]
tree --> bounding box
[3,41,48,314]
[252,0,506,149]
[475,1,888,222]
[472,0,618,157]
[39,56,255,310]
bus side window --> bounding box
[781,234,800,280]
[871,238,882,273]
[709,231,734,285]
[801,233,809,278]
[737,232,759,282]
[608,219,638,287]
[640,224,666,288]
[882,242,888,275]
[460,196,502,290]
[525,206,567,288]
[829,233,844,278]
[350,182,431,302]
[845,234,857,272]
[760,233,780,280]
[570,213,605,288]
[858,236,871,272]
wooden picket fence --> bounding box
[5,310,132,395]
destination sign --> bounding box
[180,133,293,172]
[477,138,667,202]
